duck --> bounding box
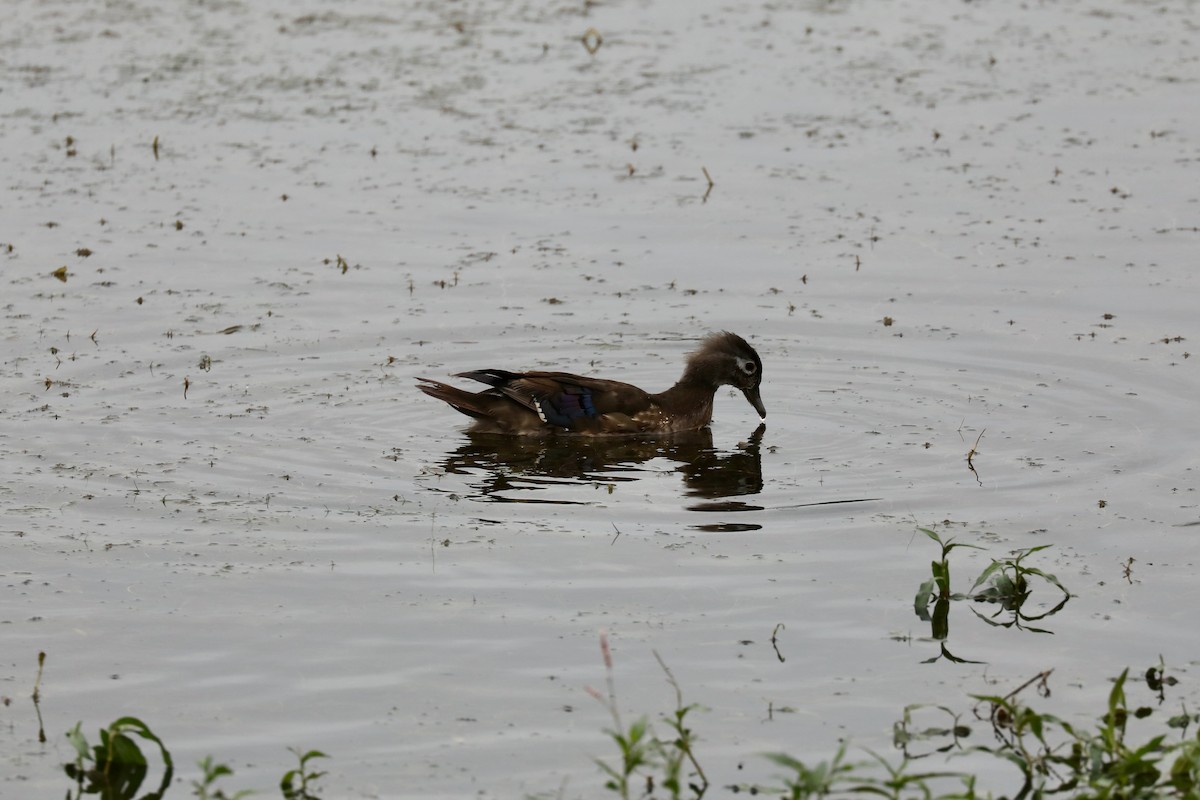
[417,331,766,436]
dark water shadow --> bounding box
[425,425,767,521]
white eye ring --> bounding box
[736,357,757,375]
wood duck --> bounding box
[417,331,766,436]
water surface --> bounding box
[2,0,1198,797]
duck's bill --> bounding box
[742,387,766,419]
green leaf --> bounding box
[1019,566,1069,595]
[296,749,328,762]
[914,578,937,620]
[931,559,951,595]
[917,527,943,546]
[967,561,1004,595]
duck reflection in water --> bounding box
[429,423,766,508]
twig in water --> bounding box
[429,512,437,573]
[33,651,47,743]
[966,428,985,486]
[770,623,786,663]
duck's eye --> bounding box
[736,357,757,375]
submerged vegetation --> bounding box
[574,533,1200,799]
[62,715,327,800]
[28,530,1196,798]
[587,637,1200,800]
[51,657,1200,800]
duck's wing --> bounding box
[457,369,653,429]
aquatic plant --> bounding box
[582,629,1199,799]
[61,715,325,800]
[587,630,708,799]
[765,744,969,800]
[913,527,986,640]
[914,527,1072,659]
[280,747,329,800]
[50,648,1200,799]
[192,756,252,800]
[64,716,174,800]
[967,544,1070,632]
[967,666,1200,799]
[749,660,1200,798]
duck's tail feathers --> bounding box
[455,369,520,388]
[417,378,489,419]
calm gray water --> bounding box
[3,0,1198,797]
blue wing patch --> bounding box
[535,387,598,427]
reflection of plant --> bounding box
[893,703,971,759]
[913,527,1072,654]
[587,631,708,799]
[1146,655,1180,705]
[65,716,174,800]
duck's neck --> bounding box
[654,370,719,428]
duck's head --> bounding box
[693,331,766,419]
